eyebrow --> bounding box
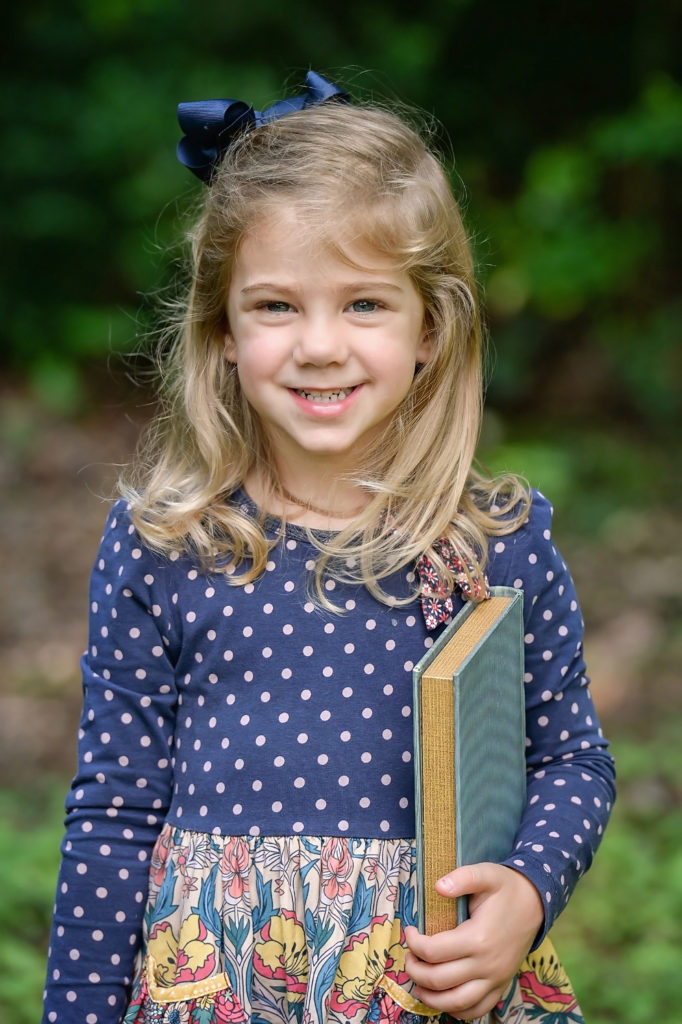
[240,281,405,295]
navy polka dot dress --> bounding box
[42,490,615,1024]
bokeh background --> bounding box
[1,2,681,1021]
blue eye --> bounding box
[350,300,379,313]
[264,301,292,313]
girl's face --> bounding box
[225,207,431,480]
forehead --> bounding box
[235,203,404,279]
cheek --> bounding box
[230,346,280,402]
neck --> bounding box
[244,469,368,525]
[278,484,366,520]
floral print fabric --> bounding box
[416,540,491,630]
[124,824,582,1024]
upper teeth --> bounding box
[297,388,353,402]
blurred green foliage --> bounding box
[0,788,64,1024]
[2,1,680,434]
[1,8,681,1022]
[3,730,681,1024]
[552,724,682,1023]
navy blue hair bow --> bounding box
[177,70,350,184]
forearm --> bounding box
[503,743,615,939]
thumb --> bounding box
[435,861,499,899]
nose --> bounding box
[293,312,348,366]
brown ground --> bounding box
[1,387,680,791]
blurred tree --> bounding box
[1,0,680,430]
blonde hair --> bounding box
[122,99,529,606]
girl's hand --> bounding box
[404,863,544,1019]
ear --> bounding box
[224,330,238,364]
[415,324,434,365]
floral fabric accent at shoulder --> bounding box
[416,537,491,631]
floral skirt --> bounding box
[124,824,583,1024]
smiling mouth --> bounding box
[294,387,357,402]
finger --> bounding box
[411,978,498,1018]
[405,949,472,992]
[404,923,472,964]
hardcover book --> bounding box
[413,586,526,935]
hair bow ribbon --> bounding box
[177,70,349,183]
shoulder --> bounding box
[87,499,188,654]
[486,489,568,591]
[95,498,154,566]
[484,490,587,649]
[90,497,183,597]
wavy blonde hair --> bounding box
[122,99,529,606]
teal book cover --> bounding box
[413,586,526,934]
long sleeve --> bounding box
[493,492,616,939]
[43,502,181,1023]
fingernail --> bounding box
[438,876,455,895]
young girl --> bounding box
[43,72,615,1024]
